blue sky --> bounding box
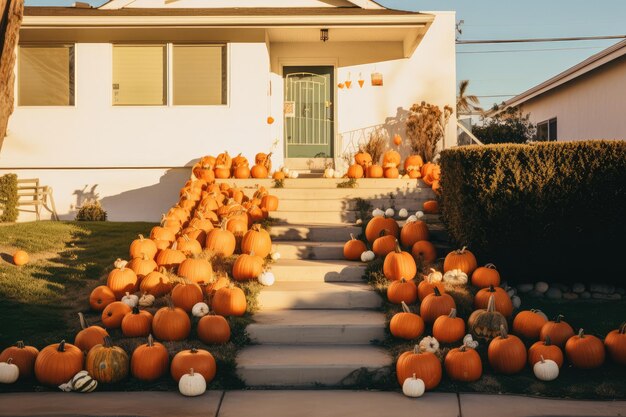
[25,0,626,108]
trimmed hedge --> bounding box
[0,173,18,222]
[439,140,626,284]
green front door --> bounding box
[283,66,334,159]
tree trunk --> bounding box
[0,0,24,149]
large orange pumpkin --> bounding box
[354,152,372,168]
[89,285,116,311]
[121,306,154,338]
[420,287,456,324]
[605,323,626,365]
[241,224,272,258]
[155,244,186,270]
[471,264,501,288]
[232,252,264,281]
[422,200,439,214]
[197,314,231,345]
[539,315,575,348]
[528,336,563,368]
[130,234,158,259]
[443,247,478,276]
[34,341,84,386]
[212,286,247,317]
[474,285,513,318]
[131,334,169,382]
[107,266,138,299]
[387,278,418,305]
[445,345,482,382]
[101,301,132,329]
[343,234,366,261]
[178,257,213,285]
[433,308,465,344]
[365,216,399,243]
[411,240,437,265]
[171,282,204,313]
[74,312,109,352]
[382,241,417,281]
[127,253,158,281]
[152,304,191,342]
[139,269,173,297]
[396,346,441,390]
[0,341,39,379]
[366,165,383,178]
[565,329,605,369]
[206,221,237,257]
[250,164,269,179]
[389,302,424,340]
[170,348,216,383]
[400,220,429,248]
[372,231,397,258]
[512,309,548,340]
[347,164,364,179]
[488,325,527,374]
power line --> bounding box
[457,34,626,45]
[476,95,517,98]
[457,46,606,54]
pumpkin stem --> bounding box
[485,263,496,269]
[413,345,420,354]
[401,301,412,314]
[578,328,585,338]
[103,335,113,347]
[58,340,66,352]
[16,341,24,349]
[6,358,13,365]
[350,233,356,241]
[499,324,508,339]
[78,312,88,330]
[147,334,154,347]
[459,246,467,253]
[448,308,457,319]
[433,286,442,297]
[190,368,195,376]
[171,242,178,251]
[394,240,402,253]
[132,306,140,314]
[190,348,198,354]
[486,295,496,312]
[619,323,626,334]
[412,373,416,379]
[544,335,552,346]
[488,284,495,292]
[138,234,145,241]
[554,314,564,323]
[459,344,467,352]
[540,355,545,363]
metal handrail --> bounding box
[457,120,484,146]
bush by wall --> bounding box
[0,173,19,222]
[439,140,626,284]
[75,201,108,221]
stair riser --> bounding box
[271,264,364,282]
[272,211,358,224]
[258,290,381,310]
[270,226,361,242]
[247,325,385,345]
[237,365,387,387]
[277,198,431,212]
[270,188,435,199]
[273,243,344,261]
[225,178,431,190]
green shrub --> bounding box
[439,140,626,284]
[75,201,107,221]
[0,173,19,222]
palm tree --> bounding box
[457,80,482,115]
[0,0,25,144]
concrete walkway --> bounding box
[1,391,625,417]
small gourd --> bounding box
[0,358,19,384]
[443,269,468,285]
[59,370,98,393]
[138,293,155,307]
[385,208,395,217]
[415,211,424,219]
[533,356,559,381]
[289,171,299,179]
[114,258,128,269]
[192,302,210,318]
[271,252,281,261]
[179,368,206,397]
[258,271,275,286]
[121,292,138,308]
[360,251,376,263]
[427,268,443,283]
[419,336,440,354]
[402,373,425,398]
[372,208,385,217]
[323,168,335,178]
[463,334,479,349]
[406,215,418,223]
[398,208,408,218]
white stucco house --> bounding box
[1,0,456,221]
[500,39,626,142]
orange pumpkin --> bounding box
[155,244,186,270]
[343,234,366,261]
[251,164,269,178]
[241,224,272,258]
[170,348,216,383]
[34,341,84,386]
[389,302,424,340]
[445,345,482,382]
[420,287,456,324]
[176,235,203,256]
[387,278,418,305]
[443,246,478,276]
[89,285,116,311]
[512,309,548,340]
[382,241,417,281]
[372,231,397,258]
[417,272,446,302]
[212,286,247,317]
[347,164,364,179]
[13,250,29,266]
[272,171,285,180]
[152,304,191,342]
[0,341,39,379]
[140,269,173,297]
[127,253,158,281]
[130,234,158,259]
[539,315,575,348]
[528,336,563,368]
[365,216,399,243]
[422,200,439,214]
[488,325,527,374]
[396,346,441,390]
[366,165,383,178]
[565,329,605,369]
[178,257,213,285]
[404,155,423,172]
[197,314,231,345]
[260,195,279,212]
[171,282,204,313]
[382,150,401,168]
[433,308,465,343]
[205,221,237,257]
[74,313,109,353]
[121,306,154,338]
[471,264,501,288]
[400,220,429,248]
[215,151,232,170]
[384,167,399,179]
[131,334,169,382]
[354,152,372,168]
[101,301,132,329]
[411,240,437,265]
[474,285,513,318]
[232,252,264,281]
[605,323,626,365]
[393,133,402,146]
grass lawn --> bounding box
[364,259,626,400]
[0,221,256,392]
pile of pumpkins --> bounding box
[192,151,275,180]
[0,161,281,395]
[345,150,442,193]
[384,248,626,396]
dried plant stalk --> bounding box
[405,101,453,162]
[359,128,388,165]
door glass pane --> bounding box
[113,45,166,105]
[173,45,226,105]
[19,45,74,106]
[548,118,557,141]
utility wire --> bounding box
[457,46,606,54]
[456,34,626,44]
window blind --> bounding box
[112,45,166,106]
[173,45,226,105]
[19,45,74,106]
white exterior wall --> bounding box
[520,55,626,141]
[2,11,456,222]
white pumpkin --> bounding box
[397,174,402,179]
[535,281,549,293]
[402,374,425,398]
[355,219,363,225]
[533,356,559,381]
[59,370,97,393]
[179,368,206,397]
[271,252,281,261]
[360,250,376,263]
[385,208,395,217]
[442,269,468,285]
[511,295,522,309]
[419,336,440,353]
[398,208,408,218]
[323,168,335,178]
[372,208,385,217]
[406,215,418,223]
[138,293,155,307]
[427,268,443,283]
[281,166,290,175]
[462,334,479,349]
[258,271,275,286]
[333,171,344,179]
[0,358,19,384]
[192,302,210,318]
[114,258,128,269]
[289,171,299,179]
[121,292,138,308]
[415,211,424,219]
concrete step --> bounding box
[268,187,434,200]
[271,211,359,224]
[236,345,391,387]
[247,310,386,345]
[277,198,431,212]
[269,259,365,282]
[273,241,345,260]
[270,224,361,242]
[223,178,431,190]
[257,281,381,310]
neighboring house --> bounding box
[500,39,626,142]
[1,0,456,221]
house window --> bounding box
[18,45,75,106]
[173,44,227,105]
[112,45,167,106]
[537,118,557,141]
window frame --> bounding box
[171,43,228,107]
[537,117,558,141]
[17,43,76,107]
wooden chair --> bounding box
[17,178,59,221]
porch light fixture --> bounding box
[320,29,329,42]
